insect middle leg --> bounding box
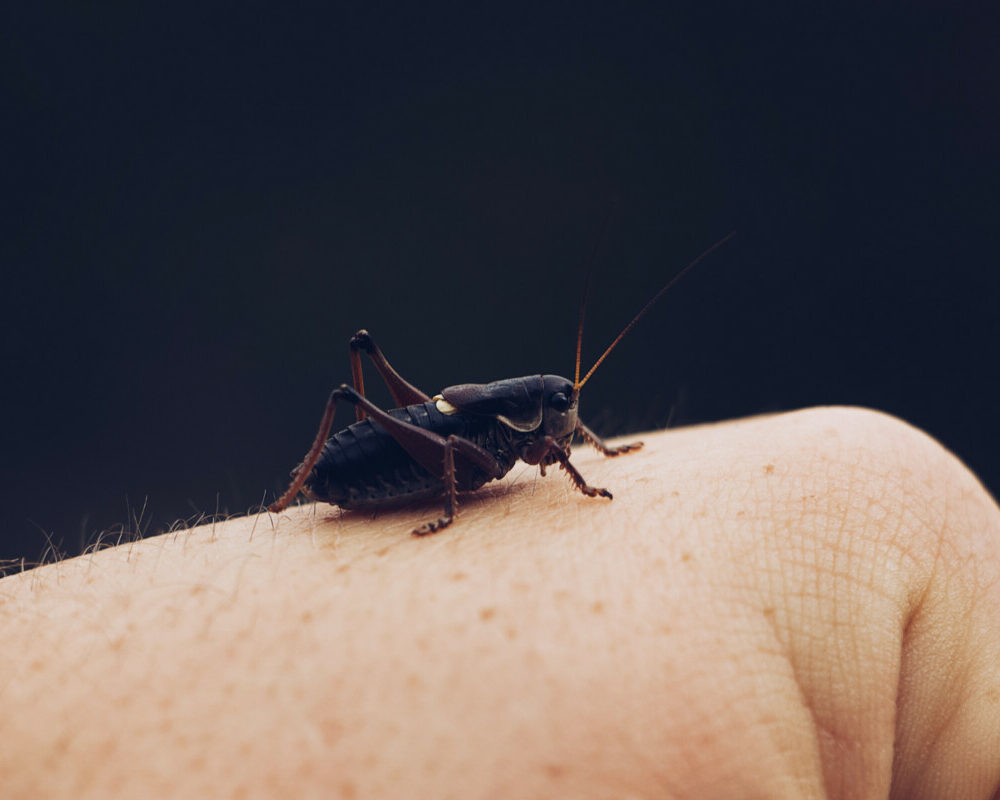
[412,435,459,536]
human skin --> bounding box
[1,407,998,799]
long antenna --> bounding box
[574,200,619,387]
[576,230,736,391]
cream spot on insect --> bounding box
[433,395,458,415]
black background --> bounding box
[3,4,997,564]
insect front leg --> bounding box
[576,421,643,457]
[348,330,430,421]
[527,437,614,500]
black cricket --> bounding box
[269,233,734,535]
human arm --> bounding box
[1,407,998,798]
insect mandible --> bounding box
[268,232,734,535]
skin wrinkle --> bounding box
[905,573,985,789]
[888,431,1000,800]
[739,495,831,785]
[893,636,954,798]
[715,424,828,794]
[864,456,953,797]
[739,412,936,799]
[734,592,820,797]
[612,446,809,797]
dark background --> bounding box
[3,4,997,565]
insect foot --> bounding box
[413,514,454,537]
[601,441,643,456]
[578,483,613,499]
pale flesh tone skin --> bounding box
[1,407,999,799]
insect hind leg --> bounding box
[349,329,430,421]
[272,383,507,538]
[576,421,643,457]
[269,385,358,512]
[271,383,442,513]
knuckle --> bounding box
[757,406,999,601]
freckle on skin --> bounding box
[681,552,693,562]
[544,763,566,778]
[479,607,496,621]
[319,718,343,745]
[97,735,119,760]
[451,571,468,581]
[504,626,517,640]
[764,463,775,475]
[591,601,605,614]
[53,733,72,756]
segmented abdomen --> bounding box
[303,401,506,509]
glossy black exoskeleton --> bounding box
[269,233,733,535]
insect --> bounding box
[269,232,734,535]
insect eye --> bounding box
[549,392,570,412]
